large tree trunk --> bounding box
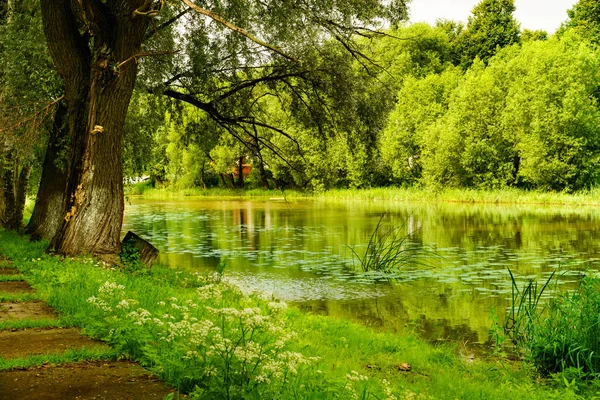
[41,0,149,255]
[26,102,69,240]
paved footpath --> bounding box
[0,257,179,400]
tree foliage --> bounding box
[381,31,600,191]
[455,0,520,69]
[560,0,600,44]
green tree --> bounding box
[455,0,521,69]
[37,0,408,256]
[503,32,600,191]
[521,29,548,42]
[419,53,519,189]
[560,0,600,44]
[0,0,61,232]
[380,68,462,185]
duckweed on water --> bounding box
[0,229,598,399]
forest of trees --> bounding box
[1,0,599,256]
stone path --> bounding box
[0,258,178,399]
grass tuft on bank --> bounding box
[0,229,596,399]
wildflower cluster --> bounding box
[86,280,318,398]
[87,281,134,312]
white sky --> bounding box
[408,0,579,34]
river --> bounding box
[123,197,600,344]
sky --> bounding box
[408,0,579,34]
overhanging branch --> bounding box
[181,0,300,62]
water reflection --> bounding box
[123,198,600,344]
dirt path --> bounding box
[0,259,179,399]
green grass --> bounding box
[347,214,423,273]
[125,183,307,199]
[502,271,600,380]
[0,293,41,302]
[0,318,66,331]
[0,274,26,282]
[0,229,597,399]
[128,185,600,207]
[318,187,600,206]
[0,347,118,371]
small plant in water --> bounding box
[503,268,555,347]
[347,214,426,274]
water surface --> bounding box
[123,198,600,344]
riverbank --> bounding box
[0,229,593,399]
[126,183,600,207]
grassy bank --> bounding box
[126,182,600,207]
[0,230,595,399]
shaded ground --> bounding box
[0,281,35,293]
[0,328,110,359]
[0,301,56,321]
[0,361,176,399]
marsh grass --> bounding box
[125,184,307,199]
[501,269,600,380]
[319,187,600,206]
[347,214,438,274]
[503,269,555,347]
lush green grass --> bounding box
[128,185,600,207]
[125,182,307,199]
[502,272,600,380]
[0,230,597,399]
[0,292,41,302]
[0,318,66,331]
[0,347,118,371]
[0,274,26,281]
[317,187,600,206]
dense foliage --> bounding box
[124,0,600,193]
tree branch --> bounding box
[181,0,300,62]
[143,6,190,41]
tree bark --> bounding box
[26,102,69,240]
[41,0,149,255]
[200,160,207,190]
[256,158,271,189]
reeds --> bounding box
[347,214,431,273]
[503,268,555,347]
[503,269,600,378]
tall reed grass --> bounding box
[502,269,600,379]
